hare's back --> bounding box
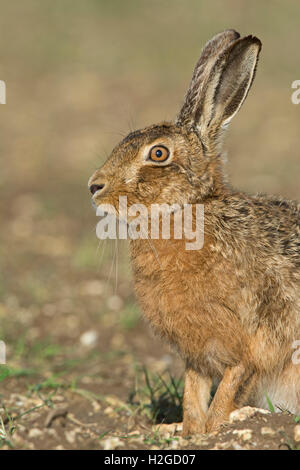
[211,193,300,269]
[252,194,300,267]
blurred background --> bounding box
[0,0,299,449]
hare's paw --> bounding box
[204,417,224,434]
[182,416,205,437]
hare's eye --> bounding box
[148,145,170,163]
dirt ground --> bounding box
[0,1,299,451]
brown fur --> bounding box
[88,30,300,434]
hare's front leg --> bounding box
[205,363,257,432]
[182,367,212,436]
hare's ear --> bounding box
[177,29,241,127]
[178,35,262,146]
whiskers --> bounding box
[96,237,108,272]
[106,238,119,292]
[138,225,162,269]
[95,236,121,294]
[94,218,162,298]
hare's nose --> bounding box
[89,183,105,195]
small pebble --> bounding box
[229,406,270,423]
[28,428,43,438]
[103,437,124,450]
[232,429,253,441]
[107,295,123,311]
[261,426,276,437]
[294,424,300,442]
[80,330,99,347]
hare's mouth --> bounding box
[90,198,98,210]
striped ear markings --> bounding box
[177,29,240,128]
[177,31,262,143]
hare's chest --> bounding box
[130,242,211,359]
[133,269,236,375]
[130,239,245,371]
[134,270,203,356]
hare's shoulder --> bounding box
[251,194,300,265]
[208,191,298,219]
[207,192,299,266]
[251,193,299,217]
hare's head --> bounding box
[89,30,261,212]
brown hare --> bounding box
[88,30,300,434]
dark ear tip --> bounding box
[225,28,241,39]
[214,29,241,43]
[241,35,262,50]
